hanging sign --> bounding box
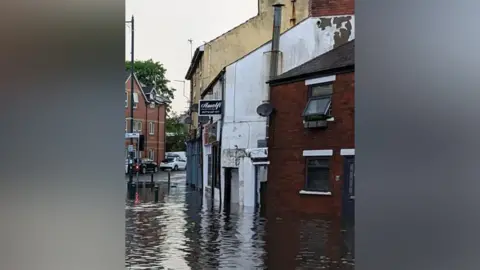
[199,100,222,115]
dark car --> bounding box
[127,158,158,174]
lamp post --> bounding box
[126,16,135,184]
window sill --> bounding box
[299,190,332,196]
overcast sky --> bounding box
[125,0,258,113]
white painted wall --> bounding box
[219,15,355,208]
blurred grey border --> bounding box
[0,1,126,269]
[357,0,480,269]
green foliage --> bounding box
[165,111,188,152]
[125,59,176,113]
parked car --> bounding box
[159,156,187,171]
[127,158,158,174]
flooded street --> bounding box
[125,172,354,269]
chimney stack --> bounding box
[269,3,283,79]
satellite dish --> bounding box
[184,117,192,124]
[256,103,274,117]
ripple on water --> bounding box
[125,186,354,269]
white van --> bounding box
[166,151,186,160]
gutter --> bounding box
[268,65,355,86]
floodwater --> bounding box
[125,172,354,269]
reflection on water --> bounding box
[125,181,354,269]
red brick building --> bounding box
[266,40,355,218]
[125,72,167,163]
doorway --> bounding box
[342,156,355,223]
[224,168,232,213]
[254,165,268,213]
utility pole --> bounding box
[126,15,135,184]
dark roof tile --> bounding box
[271,39,354,83]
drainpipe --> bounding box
[265,3,283,145]
[218,71,225,212]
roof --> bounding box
[200,68,225,98]
[269,39,355,84]
[185,45,204,80]
[125,71,166,104]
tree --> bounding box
[125,59,176,113]
[165,111,188,152]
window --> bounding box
[135,121,142,132]
[148,149,154,160]
[305,157,331,192]
[125,119,128,131]
[303,83,333,120]
[149,102,155,109]
[133,92,139,108]
[125,91,128,107]
[149,121,155,135]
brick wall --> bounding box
[124,76,166,163]
[266,72,354,216]
[310,0,354,16]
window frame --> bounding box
[149,121,155,135]
[148,149,154,160]
[133,92,138,109]
[302,82,333,120]
[125,91,128,108]
[304,156,331,192]
[137,121,142,132]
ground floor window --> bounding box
[148,149,154,160]
[305,157,331,192]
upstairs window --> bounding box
[137,121,142,132]
[302,83,333,121]
[125,91,128,108]
[133,92,139,109]
[149,122,155,135]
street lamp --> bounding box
[126,16,135,184]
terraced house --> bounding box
[184,0,352,189]
[184,0,354,209]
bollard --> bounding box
[150,173,154,190]
[167,171,171,190]
[129,183,137,200]
[154,186,159,202]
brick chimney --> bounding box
[310,0,354,16]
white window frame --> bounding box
[125,119,128,131]
[300,149,333,196]
[125,91,128,108]
[148,149,154,160]
[149,121,155,135]
[149,102,155,108]
[135,121,142,132]
[133,92,139,109]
